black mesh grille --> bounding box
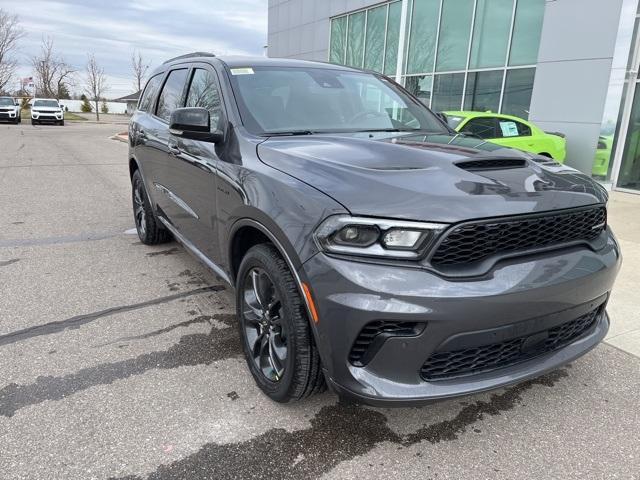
[349,321,422,366]
[431,206,606,267]
[456,159,527,171]
[420,307,602,381]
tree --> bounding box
[131,50,149,93]
[31,36,75,98]
[80,94,92,112]
[0,9,25,93]
[85,54,108,121]
[101,98,109,114]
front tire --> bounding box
[31,119,36,125]
[59,120,64,126]
[131,169,171,245]
[237,244,325,403]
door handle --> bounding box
[168,142,181,155]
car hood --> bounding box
[257,133,607,223]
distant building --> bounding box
[114,91,141,115]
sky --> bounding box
[3,0,268,98]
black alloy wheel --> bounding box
[241,267,287,381]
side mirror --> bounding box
[169,107,223,143]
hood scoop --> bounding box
[455,158,527,171]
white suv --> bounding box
[0,96,21,124]
[31,98,65,126]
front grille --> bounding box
[420,307,602,381]
[349,320,423,366]
[431,206,606,267]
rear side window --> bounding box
[156,69,189,122]
[138,74,163,112]
[462,117,499,139]
[185,68,223,130]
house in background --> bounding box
[114,91,140,115]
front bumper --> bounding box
[301,232,621,406]
[32,112,63,121]
[0,110,17,120]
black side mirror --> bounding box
[169,107,223,143]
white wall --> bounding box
[58,99,128,114]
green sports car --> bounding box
[443,111,567,162]
[592,135,613,178]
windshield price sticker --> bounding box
[231,67,255,75]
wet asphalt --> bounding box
[0,121,639,480]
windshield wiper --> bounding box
[263,130,316,137]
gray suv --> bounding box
[128,53,621,406]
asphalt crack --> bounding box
[109,369,568,480]
[0,286,226,348]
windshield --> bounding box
[0,98,15,106]
[446,115,465,130]
[34,100,59,108]
[228,66,448,135]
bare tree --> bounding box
[131,50,149,93]
[0,9,25,93]
[85,54,108,121]
[31,37,75,98]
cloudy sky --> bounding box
[4,0,268,97]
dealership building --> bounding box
[267,0,640,194]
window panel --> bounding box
[436,0,474,72]
[432,73,465,112]
[501,68,535,119]
[138,74,163,112]
[509,0,545,66]
[405,75,433,106]
[346,12,366,68]
[186,69,222,130]
[463,70,504,113]
[462,117,500,138]
[384,1,402,75]
[330,16,347,64]
[406,0,440,74]
[364,5,386,72]
[156,69,188,122]
[469,0,514,69]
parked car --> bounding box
[593,135,613,178]
[443,111,566,162]
[31,98,64,125]
[129,54,620,405]
[0,96,21,124]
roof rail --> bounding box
[163,52,216,64]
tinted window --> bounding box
[156,69,188,122]
[185,68,222,130]
[329,16,347,64]
[432,73,465,112]
[363,5,386,72]
[469,0,513,69]
[463,70,504,113]
[345,11,365,67]
[462,117,499,138]
[406,0,440,74]
[436,0,474,72]
[139,74,163,112]
[502,68,536,119]
[384,2,402,75]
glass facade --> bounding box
[329,0,544,117]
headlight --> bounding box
[314,215,447,259]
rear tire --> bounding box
[237,244,325,403]
[131,169,171,245]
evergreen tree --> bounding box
[101,98,109,114]
[80,94,92,112]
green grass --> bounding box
[64,112,87,121]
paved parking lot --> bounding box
[1,121,639,480]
